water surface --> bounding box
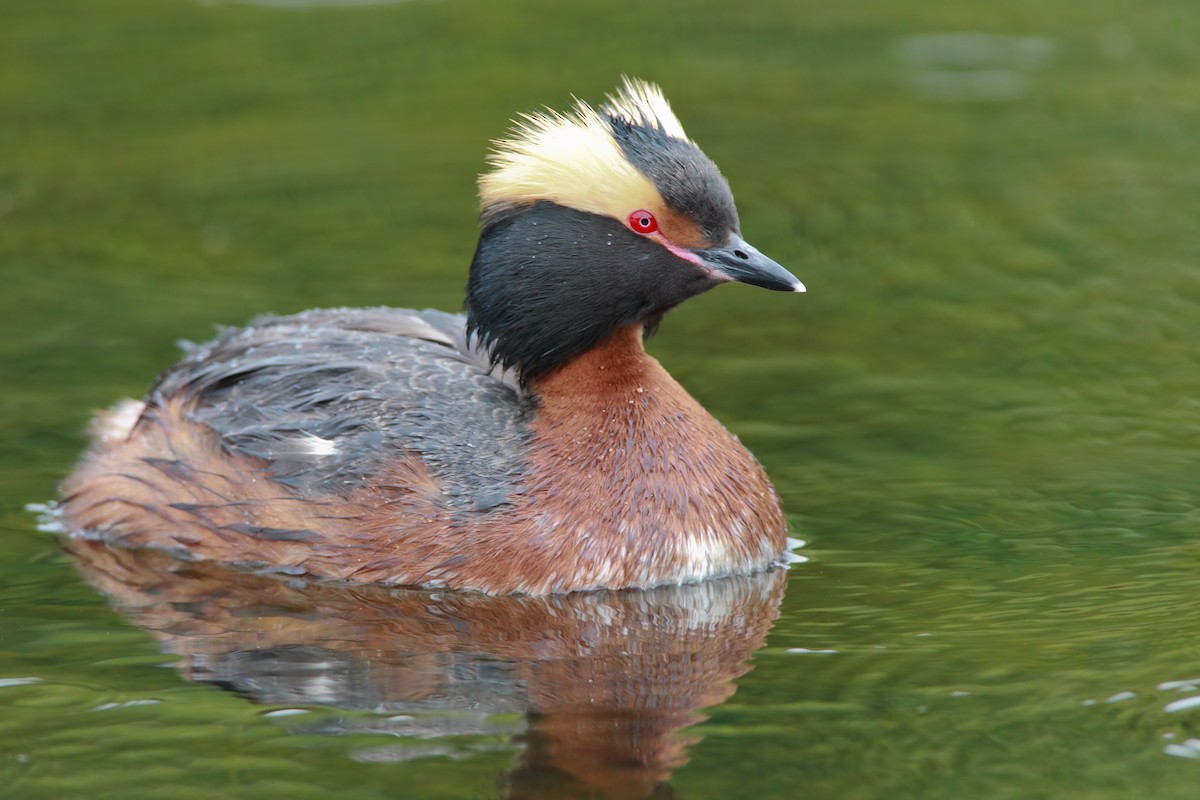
[3,0,1200,797]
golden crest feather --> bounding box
[600,78,690,141]
[478,78,691,222]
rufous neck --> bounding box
[530,324,658,401]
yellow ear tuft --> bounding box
[601,77,692,142]
[478,79,689,223]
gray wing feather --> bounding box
[153,307,531,510]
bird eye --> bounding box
[627,210,658,235]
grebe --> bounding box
[61,78,805,595]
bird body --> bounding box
[61,79,803,594]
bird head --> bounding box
[467,78,803,385]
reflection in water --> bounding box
[64,539,786,799]
[893,33,1058,102]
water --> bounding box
[3,0,1200,797]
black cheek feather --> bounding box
[466,202,718,384]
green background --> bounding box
[3,0,1200,797]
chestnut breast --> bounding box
[62,310,786,594]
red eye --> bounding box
[628,210,658,234]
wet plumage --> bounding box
[61,79,804,594]
[155,308,529,508]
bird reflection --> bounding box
[64,539,787,799]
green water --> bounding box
[4,0,1200,797]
